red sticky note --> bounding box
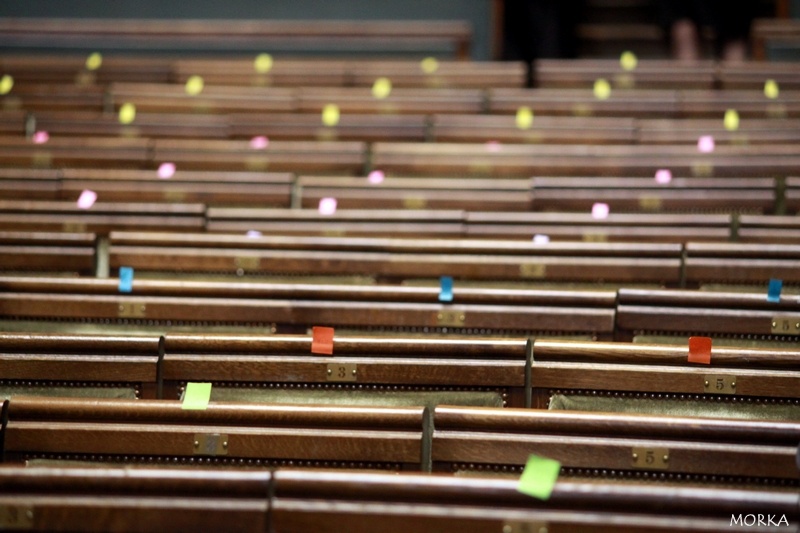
[688,336,712,364]
[311,326,334,355]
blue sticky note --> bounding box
[119,266,134,293]
[767,279,782,303]
[439,276,453,302]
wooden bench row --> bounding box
[5,231,800,286]
[5,109,800,147]
[0,274,797,341]
[4,82,800,119]
[3,168,798,215]
[5,137,799,178]
[3,466,795,532]
[0,18,473,59]
[4,53,800,90]
[1,199,798,242]
[1,329,799,402]
[2,396,799,486]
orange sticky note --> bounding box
[312,326,334,355]
[688,336,712,364]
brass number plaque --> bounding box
[327,363,357,382]
[582,232,607,243]
[193,433,229,456]
[163,189,187,201]
[638,195,662,211]
[502,521,549,533]
[234,256,261,270]
[771,316,800,335]
[691,163,714,177]
[520,263,546,279]
[436,310,465,327]
[118,302,146,318]
[0,505,33,529]
[402,197,427,210]
[704,374,736,395]
[63,221,88,233]
[631,447,669,470]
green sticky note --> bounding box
[182,382,212,410]
[517,454,561,500]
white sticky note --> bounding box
[368,170,385,184]
[655,169,672,184]
[591,202,609,219]
[697,135,715,153]
[76,189,97,209]
[318,197,337,215]
[249,136,269,149]
[158,162,176,179]
[32,131,49,144]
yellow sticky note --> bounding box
[372,77,392,99]
[182,382,212,410]
[0,74,13,95]
[420,57,439,74]
[515,106,533,129]
[724,109,740,131]
[118,102,136,125]
[593,78,611,100]
[185,75,204,96]
[254,53,273,74]
[517,454,561,500]
[620,51,637,71]
[322,103,340,126]
[85,52,103,71]
[764,79,780,99]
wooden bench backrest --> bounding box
[432,405,800,481]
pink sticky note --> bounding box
[158,162,176,179]
[318,197,337,215]
[532,234,550,244]
[697,135,715,153]
[368,170,385,184]
[76,189,97,209]
[32,131,49,144]
[249,136,269,149]
[591,202,609,219]
[485,140,502,152]
[655,169,672,184]
[246,230,262,238]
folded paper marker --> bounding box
[517,454,561,500]
[439,276,454,303]
[688,336,712,365]
[312,326,335,355]
[767,279,783,303]
[118,266,134,293]
[182,382,212,410]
